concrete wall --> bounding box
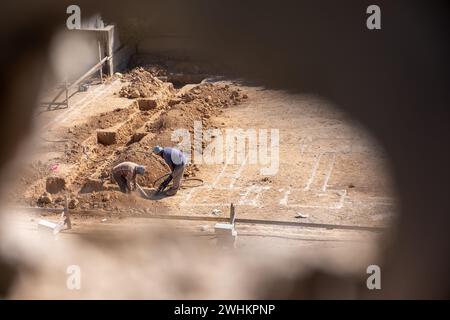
[137,36,200,61]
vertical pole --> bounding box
[98,40,103,83]
[65,78,69,109]
[106,26,114,76]
[230,203,236,225]
[64,195,72,230]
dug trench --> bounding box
[9,67,247,216]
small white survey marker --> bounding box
[38,219,63,235]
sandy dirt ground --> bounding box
[0,67,398,298]
[171,84,397,226]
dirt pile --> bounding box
[118,67,169,99]
[128,57,223,84]
[152,83,245,132]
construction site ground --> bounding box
[7,66,399,235]
[0,66,399,298]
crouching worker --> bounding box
[153,145,186,196]
[112,161,146,193]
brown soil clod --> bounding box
[97,128,120,145]
[68,198,79,209]
[80,178,105,194]
[96,112,146,146]
[168,98,182,107]
[127,129,149,145]
[45,176,66,194]
[136,98,158,111]
[37,192,52,206]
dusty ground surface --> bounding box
[8,69,397,226]
[0,64,398,298]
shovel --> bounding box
[136,183,150,199]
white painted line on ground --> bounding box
[322,152,336,191]
[180,150,348,210]
[237,185,253,205]
[211,163,228,188]
[180,185,197,206]
[304,152,323,191]
[181,183,350,210]
[229,154,249,188]
[335,189,347,209]
[299,136,312,155]
[279,187,291,205]
[238,185,269,206]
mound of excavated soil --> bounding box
[118,67,170,99]
[152,83,245,133]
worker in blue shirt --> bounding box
[153,145,187,196]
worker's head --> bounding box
[135,165,146,175]
[153,145,163,155]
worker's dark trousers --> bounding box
[113,172,128,193]
[171,164,185,190]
